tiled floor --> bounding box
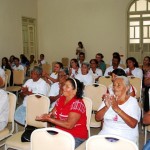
[0,96,149,150]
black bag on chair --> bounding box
[21,125,37,142]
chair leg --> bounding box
[145,126,147,144]
[15,122,19,132]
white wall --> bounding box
[0,0,37,63]
[37,0,131,64]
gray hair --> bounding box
[32,66,43,75]
[82,62,90,68]
[114,76,130,95]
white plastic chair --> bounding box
[0,92,16,147]
[31,127,75,150]
[86,135,138,150]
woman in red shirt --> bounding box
[36,78,88,148]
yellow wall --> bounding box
[0,0,132,65]
[0,0,37,62]
[37,0,131,64]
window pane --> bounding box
[130,15,140,18]
[137,0,147,11]
[143,39,150,43]
[130,21,140,26]
[130,27,134,38]
[148,2,150,10]
[130,3,135,12]
[130,39,140,43]
[142,14,150,17]
[135,27,140,38]
[143,21,150,25]
[143,26,148,38]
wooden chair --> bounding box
[42,64,51,75]
[84,84,107,128]
[98,76,112,88]
[83,97,92,137]
[6,70,25,100]
[86,135,138,150]
[0,92,16,147]
[5,94,50,150]
[5,69,11,86]
[2,74,8,91]
[62,57,69,68]
[31,127,75,150]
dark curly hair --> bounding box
[66,78,84,99]
[126,57,139,68]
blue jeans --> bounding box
[14,105,26,125]
[75,138,86,148]
[143,139,150,150]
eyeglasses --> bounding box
[58,74,66,77]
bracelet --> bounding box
[117,109,122,115]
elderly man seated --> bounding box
[0,77,9,131]
[14,66,49,125]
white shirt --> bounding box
[0,89,9,131]
[124,67,143,80]
[98,96,141,143]
[13,64,24,71]
[104,66,123,76]
[75,72,93,85]
[89,68,103,81]
[70,68,81,78]
[41,59,46,65]
[48,82,60,109]
[23,78,49,107]
[0,67,5,81]
[49,72,58,84]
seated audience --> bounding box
[89,59,102,82]
[38,54,46,66]
[20,54,30,68]
[1,57,13,85]
[48,69,68,109]
[0,66,6,83]
[9,55,15,68]
[69,58,81,78]
[0,77,9,131]
[95,53,106,74]
[29,54,37,66]
[12,57,24,71]
[143,111,150,150]
[95,76,141,143]
[125,57,143,80]
[75,62,93,85]
[43,62,63,84]
[142,56,150,74]
[76,41,85,59]
[108,68,136,97]
[104,56,123,76]
[14,66,49,125]
[109,52,123,65]
[36,78,88,148]
[78,52,86,67]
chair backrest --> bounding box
[5,69,11,86]
[7,92,17,133]
[62,57,69,68]
[51,61,57,72]
[98,76,112,88]
[42,64,51,74]
[2,74,8,90]
[13,70,25,85]
[26,94,50,128]
[86,135,138,150]
[31,127,75,150]
[128,77,142,100]
[83,97,92,137]
[84,84,107,111]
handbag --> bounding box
[21,125,37,142]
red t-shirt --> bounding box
[54,96,88,139]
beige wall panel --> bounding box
[37,0,131,64]
[0,0,37,64]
